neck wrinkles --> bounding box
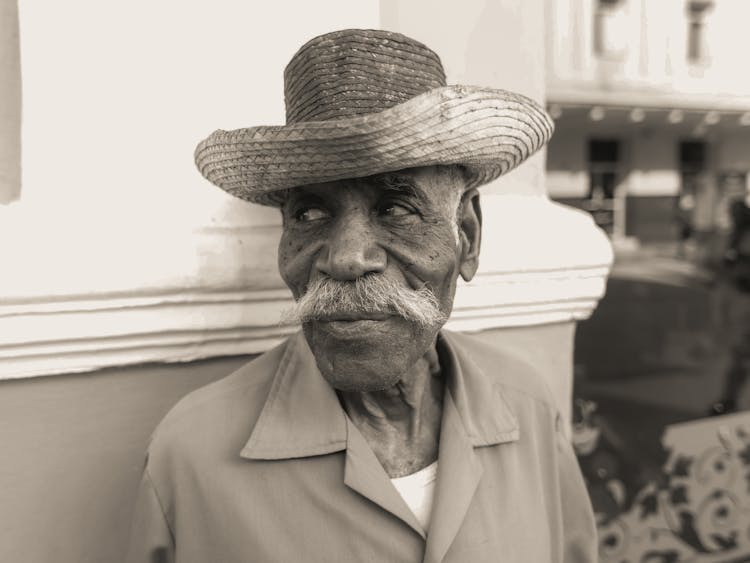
[338,344,444,477]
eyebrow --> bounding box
[376,174,425,200]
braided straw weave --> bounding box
[194,29,554,206]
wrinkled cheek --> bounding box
[278,233,318,298]
[276,246,296,294]
[403,252,460,311]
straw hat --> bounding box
[194,29,554,206]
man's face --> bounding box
[278,166,481,392]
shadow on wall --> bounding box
[0,355,252,563]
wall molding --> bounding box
[0,196,612,380]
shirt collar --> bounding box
[437,331,520,446]
[240,330,519,461]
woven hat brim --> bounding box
[194,85,554,206]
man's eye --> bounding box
[379,203,415,217]
[294,207,329,222]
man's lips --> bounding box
[315,312,391,322]
[310,314,397,338]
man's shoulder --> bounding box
[444,330,559,412]
[147,337,291,460]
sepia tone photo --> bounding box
[2,1,750,562]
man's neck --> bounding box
[338,346,444,478]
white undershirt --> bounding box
[390,461,438,531]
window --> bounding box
[679,141,706,175]
[687,0,713,63]
[675,141,706,238]
[679,141,706,200]
[585,139,621,234]
[593,0,627,58]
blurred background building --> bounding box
[546,0,750,256]
[543,1,750,559]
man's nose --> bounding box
[316,212,387,280]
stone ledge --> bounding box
[0,266,607,380]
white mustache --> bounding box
[281,276,447,327]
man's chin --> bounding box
[302,318,436,392]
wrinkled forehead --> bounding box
[279,165,467,208]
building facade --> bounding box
[546,0,750,250]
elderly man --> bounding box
[126,29,597,562]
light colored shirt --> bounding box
[125,330,598,563]
[391,461,438,532]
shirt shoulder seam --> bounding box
[144,465,176,548]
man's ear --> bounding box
[458,188,482,282]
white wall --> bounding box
[18,0,379,219]
[2,0,381,377]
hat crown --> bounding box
[284,29,447,124]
